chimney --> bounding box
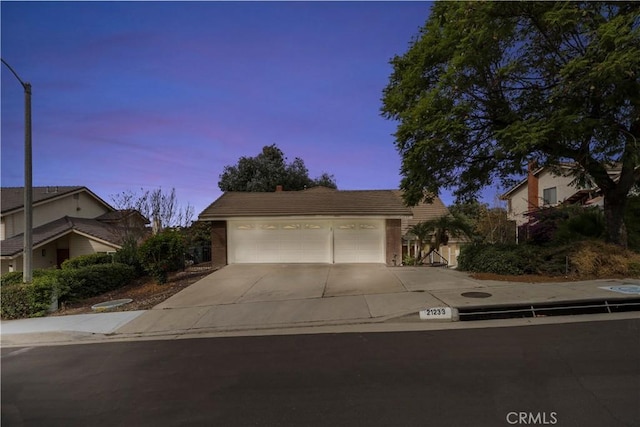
[527,161,539,210]
[276,185,283,192]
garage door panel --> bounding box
[333,220,384,263]
[229,220,331,263]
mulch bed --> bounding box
[50,265,217,316]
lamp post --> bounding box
[2,58,33,283]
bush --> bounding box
[138,231,186,284]
[1,271,24,287]
[1,269,64,287]
[59,263,136,301]
[569,241,640,278]
[1,272,63,320]
[61,253,113,270]
[458,240,640,278]
[113,237,144,276]
[458,243,543,275]
[1,263,136,319]
[554,207,605,243]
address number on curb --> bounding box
[419,307,453,320]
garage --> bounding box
[228,220,331,263]
[227,219,385,264]
[333,220,385,263]
[199,188,412,266]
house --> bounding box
[0,186,147,274]
[396,191,463,267]
[198,186,456,266]
[500,163,620,241]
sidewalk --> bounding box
[2,266,639,347]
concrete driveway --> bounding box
[155,264,411,309]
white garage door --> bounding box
[228,220,331,263]
[333,220,385,263]
[228,219,385,264]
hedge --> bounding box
[59,263,136,301]
[458,243,544,275]
[0,263,136,319]
[1,273,62,319]
[61,253,113,270]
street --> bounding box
[2,319,639,427]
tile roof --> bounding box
[0,186,109,214]
[1,216,121,257]
[199,188,414,219]
[392,191,449,235]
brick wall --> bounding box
[211,221,227,265]
[385,219,402,266]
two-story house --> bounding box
[0,186,147,274]
[500,163,621,242]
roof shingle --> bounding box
[1,216,121,257]
[199,188,413,219]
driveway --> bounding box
[155,264,412,309]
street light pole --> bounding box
[2,58,33,283]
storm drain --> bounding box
[457,298,640,321]
[461,291,492,298]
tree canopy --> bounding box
[218,144,337,192]
[381,1,640,245]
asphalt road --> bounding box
[2,319,639,427]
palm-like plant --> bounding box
[408,214,474,265]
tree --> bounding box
[111,187,194,233]
[381,2,640,246]
[408,213,474,265]
[450,200,515,244]
[218,144,337,192]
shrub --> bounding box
[59,263,136,301]
[0,272,63,320]
[458,243,543,275]
[1,271,24,287]
[1,269,64,287]
[569,241,640,278]
[554,207,605,243]
[138,230,186,284]
[61,253,113,270]
[113,237,144,276]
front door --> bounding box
[56,249,70,268]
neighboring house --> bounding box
[198,186,455,266]
[0,186,148,274]
[500,163,621,241]
[395,191,463,267]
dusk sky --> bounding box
[2,1,497,216]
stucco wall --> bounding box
[2,191,111,240]
[507,169,581,226]
[69,233,117,258]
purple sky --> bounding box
[2,1,497,215]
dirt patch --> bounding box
[50,265,218,316]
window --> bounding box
[543,187,557,205]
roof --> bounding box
[1,186,114,215]
[1,216,122,257]
[96,209,150,225]
[392,191,449,236]
[199,188,413,219]
[500,163,623,200]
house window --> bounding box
[543,187,557,206]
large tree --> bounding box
[381,1,640,246]
[218,144,337,192]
